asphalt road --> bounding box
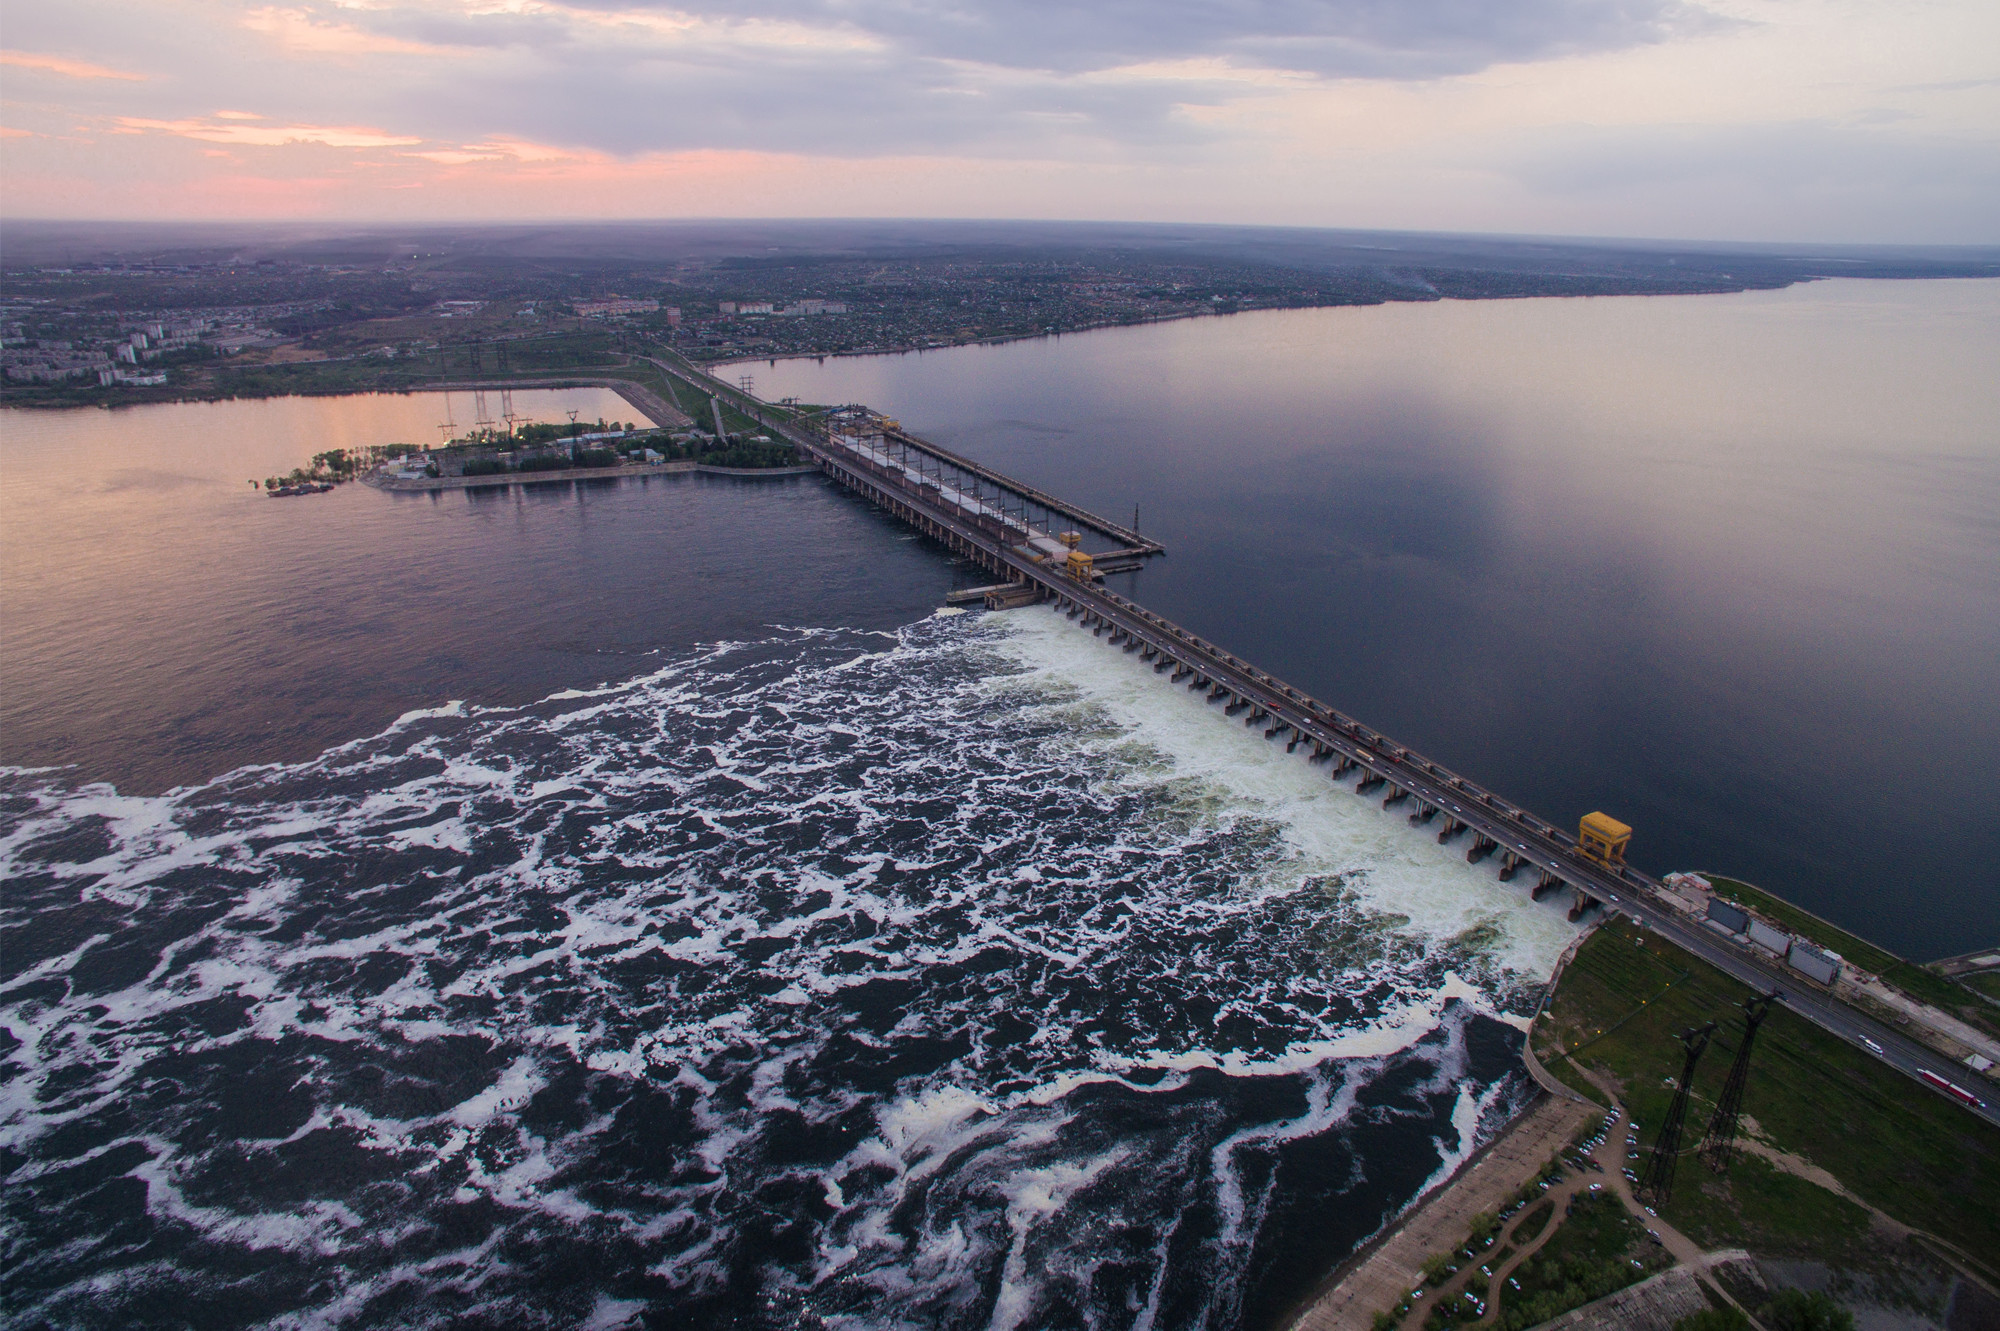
[1588,882,2000,1128]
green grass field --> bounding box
[1535,917,2000,1266]
[659,372,714,423]
[1487,1193,1669,1331]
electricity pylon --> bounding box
[1702,993,1777,1174]
[1639,1021,1718,1206]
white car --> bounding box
[1862,1037,1884,1055]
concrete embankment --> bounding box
[369,460,695,491]
[1284,928,1603,1330]
[366,461,819,493]
[1524,926,1602,1106]
[689,463,820,477]
[1283,1095,1599,1331]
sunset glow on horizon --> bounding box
[3,0,1997,242]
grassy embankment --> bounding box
[648,372,808,468]
[1702,877,2000,1043]
[1534,915,2000,1271]
[653,356,835,438]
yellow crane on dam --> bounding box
[1578,811,1633,868]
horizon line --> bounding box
[3,215,1998,256]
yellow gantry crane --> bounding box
[1577,811,1632,867]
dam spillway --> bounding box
[655,353,1634,921]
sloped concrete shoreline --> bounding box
[1282,1093,1599,1331]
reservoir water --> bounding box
[746,278,2000,963]
[1,279,1994,1329]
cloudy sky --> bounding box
[2,0,1995,240]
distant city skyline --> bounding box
[2,0,1996,242]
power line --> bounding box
[1640,1020,1717,1206]
[1701,992,1777,1174]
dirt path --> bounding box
[1395,1110,1613,1329]
[1416,1063,1760,1327]
[1388,1048,1769,1329]
[1398,1091,1709,1329]
[1405,1174,1574,1329]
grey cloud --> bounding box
[1492,121,2000,241]
[382,56,1235,159]
[11,0,1727,163]
[3,0,1237,157]
[281,0,1727,157]
[531,0,1724,78]
[1505,121,1995,192]
[1888,76,2000,94]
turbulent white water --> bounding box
[1,607,1577,1329]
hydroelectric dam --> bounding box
[647,352,1998,1127]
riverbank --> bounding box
[706,306,1240,370]
[365,459,818,492]
[1283,1094,1600,1331]
[0,355,698,427]
[1284,899,2000,1329]
[1281,928,1602,1330]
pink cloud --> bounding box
[403,149,506,165]
[0,50,145,81]
[241,8,445,57]
[115,116,423,149]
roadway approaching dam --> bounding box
[651,352,2000,1129]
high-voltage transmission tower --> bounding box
[1639,1021,1718,1206]
[1701,992,1777,1174]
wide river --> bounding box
[0,278,1993,1329]
[746,278,2000,962]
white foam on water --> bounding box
[1,611,1559,1329]
[582,1294,646,1330]
[1407,1075,1514,1216]
[991,1149,1130,1331]
[989,605,1582,981]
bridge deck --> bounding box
[879,423,1163,555]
